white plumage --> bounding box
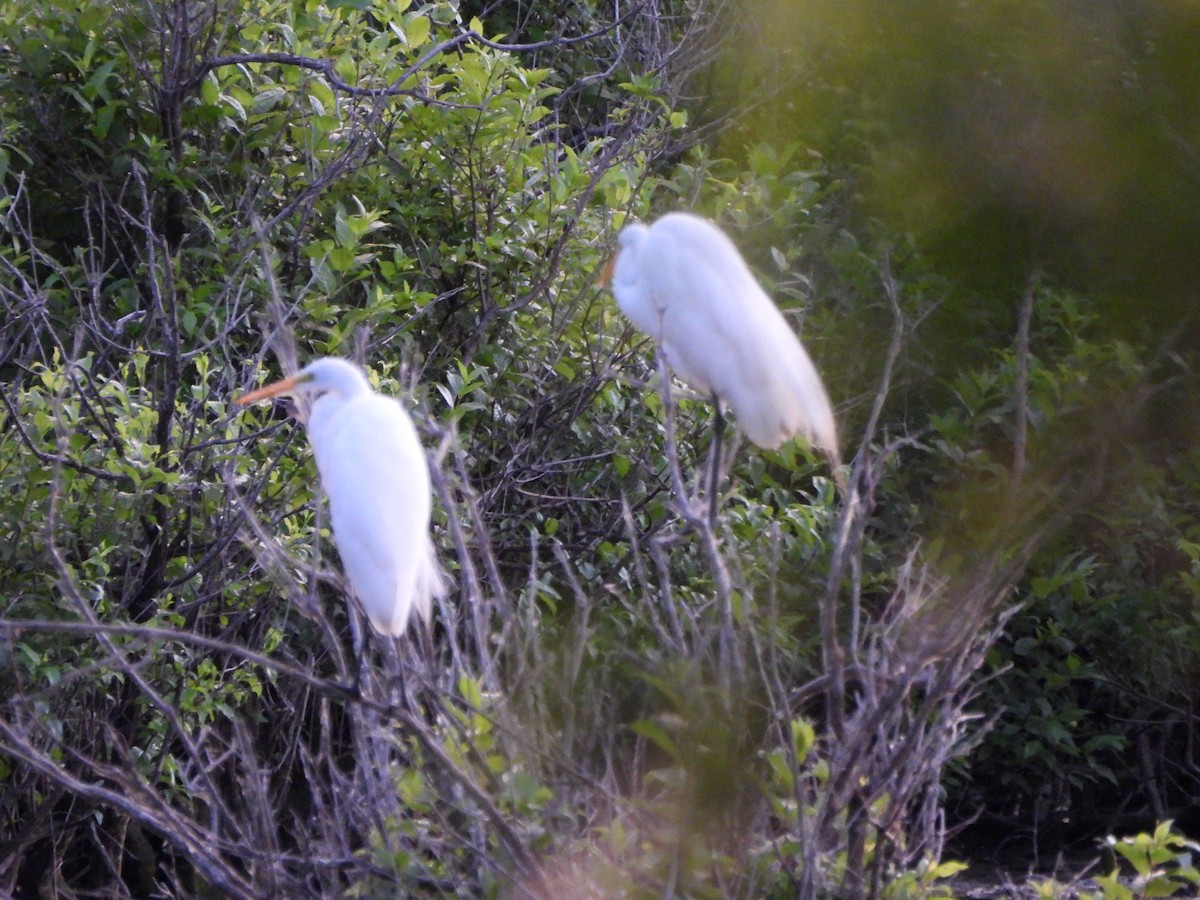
[237,357,446,636]
[610,212,839,464]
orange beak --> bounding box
[235,373,305,406]
[598,253,617,287]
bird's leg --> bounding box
[657,353,703,527]
[347,604,370,700]
[345,667,363,700]
[395,623,438,725]
[707,396,725,527]
[380,637,408,709]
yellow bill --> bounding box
[235,373,307,406]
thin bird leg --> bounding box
[657,354,703,528]
[378,636,407,707]
[347,604,369,699]
[707,396,725,527]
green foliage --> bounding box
[879,859,968,899]
[716,0,1200,336]
[969,554,1125,802]
[903,286,1200,833]
[1094,821,1200,900]
[3,0,1200,894]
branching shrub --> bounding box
[3,0,1199,898]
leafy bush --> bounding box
[3,0,1200,896]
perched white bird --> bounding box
[237,357,447,636]
[607,212,840,466]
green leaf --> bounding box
[628,719,679,758]
[328,247,356,271]
[220,92,246,122]
[791,718,816,763]
[91,104,115,140]
[930,860,969,879]
[458,673,483,709]
[1142,879,1185,898]
[200,75,219,106]
[251,86,288,115]
[404,14,431,48]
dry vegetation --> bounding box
[2,0,1199,897]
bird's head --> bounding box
[598,221,650,288]
[616,221,650,249]
[236,357,370,406]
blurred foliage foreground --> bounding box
[1,0,1200,896]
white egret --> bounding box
[236,357,447,636]
[606,212,840,469]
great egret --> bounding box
[606,212,840,469]
[236,357,447,636]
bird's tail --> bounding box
[411,534,449,623]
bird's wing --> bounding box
[744,297,839,458]
[645,219,837,455]
[308,395,445,635]
[637,219,751,393]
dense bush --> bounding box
[2,0,1199,896]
